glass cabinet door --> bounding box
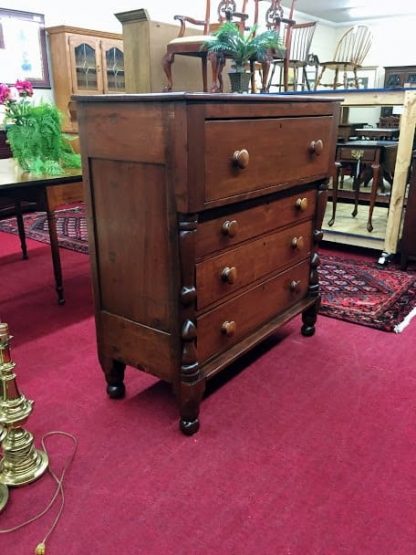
[101,40,125,93]
[69,36,103,94]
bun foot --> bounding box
[107,383,126,399]
[180,418,200,436]
[301,324,315,337]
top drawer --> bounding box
[205,116,333,203]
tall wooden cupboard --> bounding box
[47,26,125,133]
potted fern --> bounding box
[204,22,282,93]
[1,80,81,175]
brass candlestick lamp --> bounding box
[0,322,48,501]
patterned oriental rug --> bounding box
[0,205,88,254]
[1,207,416,333]
[320,255,416,333]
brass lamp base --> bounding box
[0,483,9,512]
[0,428,49,486]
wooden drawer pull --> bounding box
[290,280,301,292]
[221,320,237,337]
[221,266,238,284]
[309,139,324,156]
[291,236,305,250]
[222,219,239,237]
[232,149,250,169]
[295,197,308,211]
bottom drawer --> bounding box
[197,259,310,363]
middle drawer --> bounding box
[196,219,312,310]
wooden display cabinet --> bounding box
[47,26,125,132]
[384,66,416,89]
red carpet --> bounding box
[1,233,416,554]
[320,255,416,332]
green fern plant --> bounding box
[204,22,283,73]
[6,103,81,175]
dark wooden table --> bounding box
[328,140,398,232]
[355,127,400,140]
[0,158,83,303]
[337,122,368,142]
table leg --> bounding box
[14,200,28,260]
[328,161,340,226]
[352,166,360,218]
[46,201,65,304]
[367,161,381,233]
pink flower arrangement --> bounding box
[0,79,34,127]
[0,80,33,105]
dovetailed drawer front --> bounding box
[204,117,333,203]
[196,189,316,259]
[196,220,312,310]
[197,260,310,363]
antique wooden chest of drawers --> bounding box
[76,93,340,434]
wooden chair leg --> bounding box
[261,61,271,93]
[201,56,208,93]
[353,68,359,88]
[267,62,277,92]
[315,65,326,89]
[250,60,256,93]
[162,51,175,92]
[328,161,341,227]
[333,68,339,88]
[208,52,222,93]
[367,162,381,232]
[283,57,289,92]
[303,67,311,91]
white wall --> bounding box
[1,1,211,32]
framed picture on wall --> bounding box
[0,8,50,88]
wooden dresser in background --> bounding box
[76,93,340,434]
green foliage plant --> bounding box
[204,22,283,73]
[1,80,81,175]
[6,103,81,175]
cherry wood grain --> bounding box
[196,220,312,310]
[90,159,174,330]
[197,260,310,362]
[204,117,333,202]
[196,188,316,258]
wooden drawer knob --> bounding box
[232,149,250,169]
[221,320,237,337]
[290,280,301,292]
[221,266,238,284]
[291,236,305,250]
[222,219,239,237]
[309,139,324,156]
[295,197,308,211]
